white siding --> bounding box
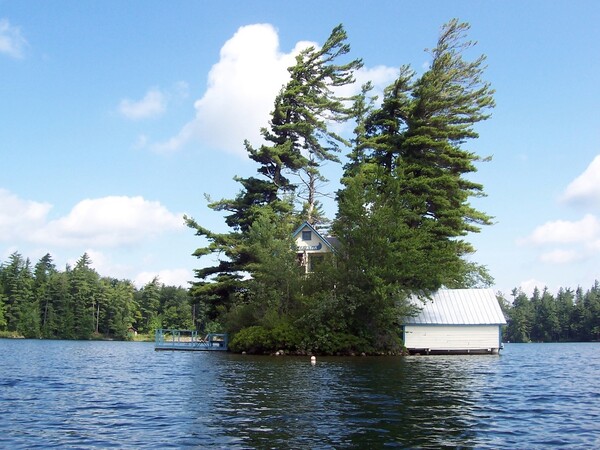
[404,325,500,351]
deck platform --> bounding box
[154,329,228,352]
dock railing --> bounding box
[154,329,228,351]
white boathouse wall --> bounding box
[403,289,506,354]
[404,325,501,352]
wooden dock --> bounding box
[154,329,228,352]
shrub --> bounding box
[269,323,302,351]
[310,332,372,355]
[229,326,272,354]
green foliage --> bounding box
[229,326,273,354]
[185,25,362,322]
[137,277,162,333]
[269,322,303,350]
[70,253,99,339]
[306,332,373,356]
[187,20,498,354]
[228,323,375,355]
[0,252,192,340]
[331,19,495,345]
[0,295,7,330]
[17,300,41,338]
[503,282,600,343]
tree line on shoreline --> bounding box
[499,283,600,343]
[2,249,599,346]
[0,252,194,340]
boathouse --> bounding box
[293,221,337,273]
[402,289,506,354]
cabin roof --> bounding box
[405,289,507,326]
[292,221,336,252]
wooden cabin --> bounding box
[403,289,506,354]
[292,221,337,273]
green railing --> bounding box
[154,329,228,351]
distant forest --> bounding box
[499,283,600,343]
[0,252,194,340]
[2,250,600,344]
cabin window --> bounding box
[302,230,311,241]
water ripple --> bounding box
[1,341,600,448]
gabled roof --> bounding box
[404,289,506,325]
[292,221,336,252]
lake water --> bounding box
[0,340,599,449]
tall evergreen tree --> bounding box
[0,294,6,331]
[101,278,137,338]
[504,288,534,342]
[0,252,36,334]
[247,24,362,225]
[160,285,193,330]
[69,253,100,339]
[186,25,361,329]
[402,20,494,246]
[50,270,73,339]
[336,19,494,292]
[137,277,162,333]
[33,253,58,337]
[333,20,495,348]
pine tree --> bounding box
[246,24,362,225]
[137,277,162,333]
[0,252,36,334]
[337,19,494,291]
[0,294,6,331]
[69,253,99,339]
[186,25,361,328]
[400,20,494,246]
[33,253,58,337]
[333,20,495,348]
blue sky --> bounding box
[1,1,599,297]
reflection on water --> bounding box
[197,355,483,448]
[0,340,599,448]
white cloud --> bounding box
[519,214,600,267]
[518,279,547,297]
[118,88,167,120]
[151,24,401,157]
[31,196,184,247]
[523,214,600,245]
[60,250,191,287]
[0,18,27,59]
[153,120,197,154]
[133,134,149,149]
[134,268,192,288]
[153,24,400,157]
[333,65,399,100]
[172,81,190,100]
[561,155,600,208]
[0,189,52,240]
[539,249,581,264]
[154,23,315,155]
[587,239,600,252]
[327,65,399,138]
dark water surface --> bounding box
[0,340,599,449]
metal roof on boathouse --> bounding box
[404,289,507,325]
